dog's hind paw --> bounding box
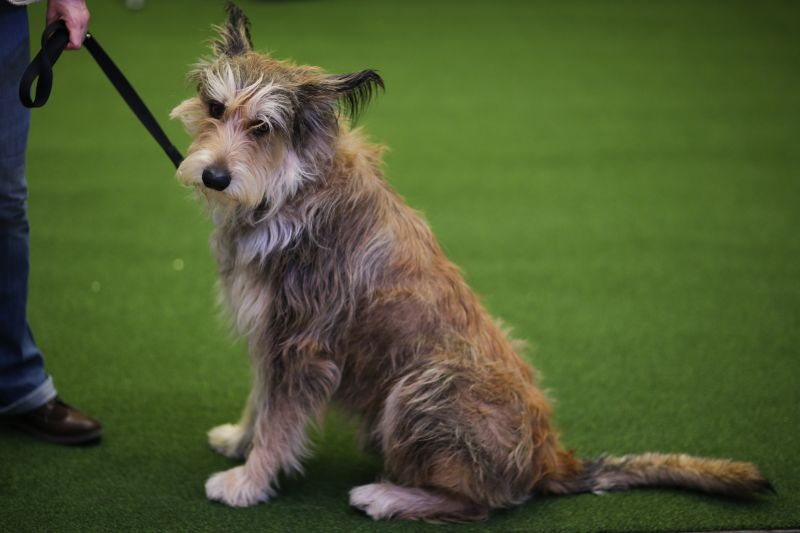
[349,482,486,522]
[205,466,271,507]
[208,423,248,460]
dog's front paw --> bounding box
[208,423,248,460]
[205,466,270,507]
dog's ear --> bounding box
[292,70,384,148]
[328,70,384,123]
[213,2,253,57]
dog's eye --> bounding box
[250,120,271,137]
[208,100,225,119]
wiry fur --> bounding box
[173,4,774,521]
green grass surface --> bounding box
[1,1,799,531]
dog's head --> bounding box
[171,3,383,216]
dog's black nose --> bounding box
[202,167,231,191]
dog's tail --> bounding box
[539,450,774,498]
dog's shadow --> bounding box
[290,409,382,496]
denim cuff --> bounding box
[0,375,57,415]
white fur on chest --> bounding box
[219,266,272,340]
[212,214,302,339]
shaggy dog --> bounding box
[171,4,772,522]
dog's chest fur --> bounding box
[212,204,361,347]
[208,183,430,421]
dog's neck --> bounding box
[211,127,387,271]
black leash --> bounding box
[19,20,183,169]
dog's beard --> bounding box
[196,180,277,228]
[201,187,236,207]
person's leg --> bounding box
[0,4,58,416]
[0,5,102,445]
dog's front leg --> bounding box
[207,386,257,460]
[205,356,340,507]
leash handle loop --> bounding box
[19,20,69,108]
[18,21,183,169]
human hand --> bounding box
[46,0,90,50]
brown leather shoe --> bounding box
[9,397,102,445]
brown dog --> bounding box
[170,4,772,521]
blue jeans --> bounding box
[0,4,57,415]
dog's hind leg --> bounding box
[205,356,341,507]
[349,371,493,523]
[352,360,556,522]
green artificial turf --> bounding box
[1,0,798,531]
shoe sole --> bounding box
[7,421,103,446]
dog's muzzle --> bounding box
[202,166,232,191]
